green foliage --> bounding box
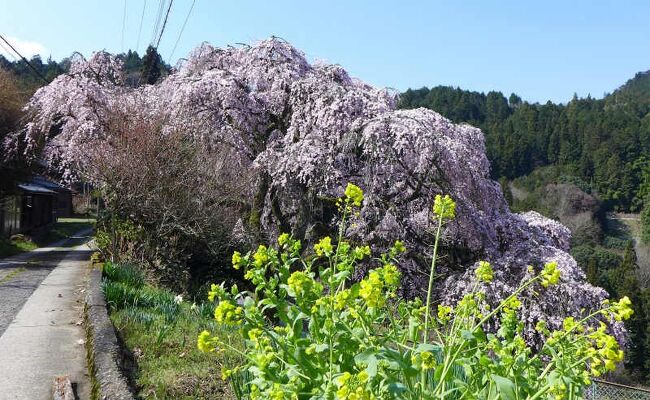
[0,236,37,257]
[571,246,622,275]
[579,237,650,381]
[603,236,629,250]
[200,185,632,399]
[95,213,144,263]
[399,74,650,212]
[0,54,67,91]
[602,242,649,378]
[103,262,145,288]
[140,46,164,85]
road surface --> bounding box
[0,229,93,399]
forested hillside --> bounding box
[0,45,170,90]
[400,72,650,212]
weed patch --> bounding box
[103,263,241,399]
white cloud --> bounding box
[0,35,48,60]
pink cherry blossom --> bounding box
[7,38,621,343]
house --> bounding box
[31,176,73,218]
[0,176,73,237]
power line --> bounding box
[168,0,196,63]
[150,0,166,47]
[154,0,174,49]
[121,0,127,52]
[136,0,147,52]
[0,40,18,62]
[0,34,49,84]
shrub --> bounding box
[199,185,633,399]
[603,236,629,250]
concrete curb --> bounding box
[85,267,135,400]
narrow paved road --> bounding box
[0,229,93,399]
[0,230,92,336]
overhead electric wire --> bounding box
[135,0,147,52]
[150,0,166,47]
[0,34,49,84]
[0,39,18,61]
[168,0,196,63]
[121,0,127,51]
[154,0,174,49]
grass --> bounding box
[102,262,242,399]
[0,267,27,283]
[0,237,37,258]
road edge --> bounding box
[85,267,135,400]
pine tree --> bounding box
[140,46,162,85]
[586,256,599,285]
[614,241,649,378]
[499,177,513,206]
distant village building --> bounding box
[0,176,73,237]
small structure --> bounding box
[0,176,73,237]
[31,176,73,218]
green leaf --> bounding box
[461,329,475,341]
[490,374,517,400]
[354,349,375,364]
[366,355,378,377]
[333,270,351,281]
[354,349,378,378]
[387,382,407,395]
[415,343,441,353]
[315,343,329,353]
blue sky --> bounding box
[1,0,649,103]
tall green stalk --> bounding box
[420,209,445,396]
[423,211,444,344]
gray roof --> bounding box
[31,176,71,193]
[17,183,57,194]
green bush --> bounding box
[95,215,144,262]
[199,185,633,399]
[603,236,629,250]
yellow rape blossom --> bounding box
[197,330,214,352]
[359,270,385,308]
[433,194,456,220]
[253,245,269,268]
[344,183,364,207]
[540,261,561,287]
[314,236,333,256]
[214,300,243,326]
[232,251,243,269]
[475,261,494,283]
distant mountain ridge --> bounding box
[605,70,650,113]
[399,69,650,212]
